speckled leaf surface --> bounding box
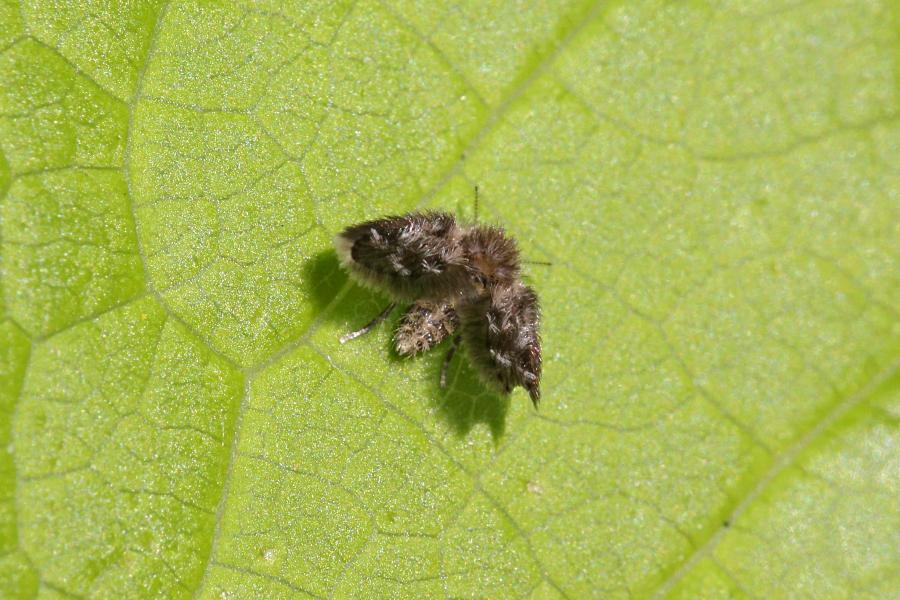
[1,0,898,598]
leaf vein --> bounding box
[651,357,900,597]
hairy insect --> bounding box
[335,209,543,407]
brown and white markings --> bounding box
[458,281,541,406]
[335,211,542,407]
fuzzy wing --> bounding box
[335,212,469,301]
[460,282,542,406]
[394,301,459,356]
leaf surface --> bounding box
[1,0,898,598]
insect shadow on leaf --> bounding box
[304,249,347,309]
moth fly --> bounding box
[335,189,544,407]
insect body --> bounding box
[335,211,542,406]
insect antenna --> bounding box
[470,184,551,268]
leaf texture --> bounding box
[1,0,898,598]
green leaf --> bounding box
[1,0,898,598]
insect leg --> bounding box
[339,302,397,344]
[440,334,462,389]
